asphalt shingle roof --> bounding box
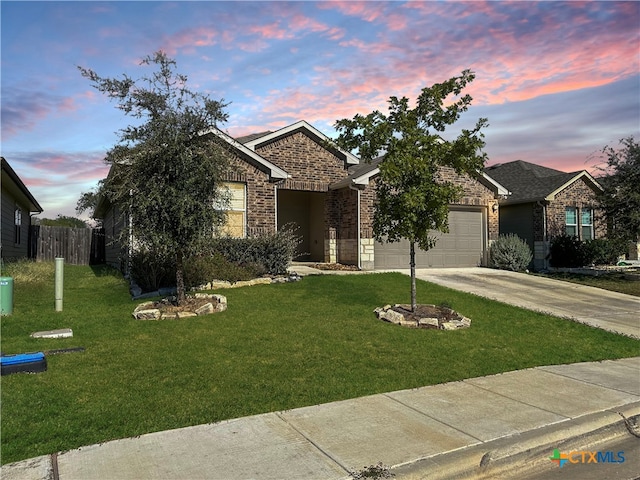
[484,160,579,203]
[235,131,273,144]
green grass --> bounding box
[1,262,639,465]
[534,271,640,297]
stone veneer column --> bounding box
[325,228,337,263]
[534,240,550,271]
[360,238,375,270]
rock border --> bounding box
[130,272,303,300]
[192,272,303,291]
[133,293,227,320]
[374,304,471,330]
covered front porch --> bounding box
[276,186,373,269]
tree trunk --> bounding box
[176,250,186,305]
[410,241,417,312]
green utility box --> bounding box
[1,277,14,315]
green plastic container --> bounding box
[0,277,14,315]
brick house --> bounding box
[96,120,507,270]
[223,120,506,270]
[1,157,43,262]
[484,160,605,270]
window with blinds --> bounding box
[220,182,246,238]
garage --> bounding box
[374,207,486,268]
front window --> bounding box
[581,208,594,240]
[14,207,22,244]
[565,207,577,237]
[219,182,246,238]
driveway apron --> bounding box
[385,267,640,339]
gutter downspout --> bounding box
[128,189,134,277]
[536,200,548,242]
[349,183,361,270]
[274,184,278,232]
[537,200,548,269]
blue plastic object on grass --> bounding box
[1,352,47,375]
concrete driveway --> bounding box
[383,267,640,339]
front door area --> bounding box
[277,190,325,261]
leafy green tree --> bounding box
[333,70,488,310]
[79,51,232,304]
[76,187,103,224]
[38,215,88,228]
[597,136,640,244]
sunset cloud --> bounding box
[1,87,79,139]
[161,26,220,56]
[1,1,637,218]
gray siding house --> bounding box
[1,157,43,261]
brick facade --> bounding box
[226,156,277,236]
[230,129,501,269]
[255,132,348,188]
[437,166,500,242]
[334,167,500,269]
[503,176,606,271]
[252,131,353,262]
[545,178,605,240]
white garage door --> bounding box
[374,208,485,268]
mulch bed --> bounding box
[308,263,360,271]
[390,304,461,323]
[145,296,213,315]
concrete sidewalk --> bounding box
[3,357,639,480]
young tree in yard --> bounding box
[79,51,232,304]
[596,136,640,245]
[333,70,488,311]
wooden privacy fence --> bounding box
[29,226,105,265]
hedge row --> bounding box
[130,227,302,293]
[549,236,627,268]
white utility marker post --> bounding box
[55,258,64,312]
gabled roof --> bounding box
[243,120,360,166]
[201,127,289,180]
[330,155,510,197]
[94,128,291,218]
[1,157,43,213]
[235,131,273,144]
[329,156,383,190]
[484,160,602,204]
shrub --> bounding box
[582,238,627,265]
[549,236,627,268]
[129,246,175,292]
[206,226,302,276]
[130,226,301,292]
[549,235,586,268]
[489,234,533,271]
[183,253,262,288]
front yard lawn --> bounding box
[535,271,640,297]
[1,263,639,464]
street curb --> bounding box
[392,401,640,479]
[2,403,638,480]
[0,454,53,480]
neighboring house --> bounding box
[96,120,508,270]
[1,157,44,261]
[484,160,605,270]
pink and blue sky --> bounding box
[2,1,638,220]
